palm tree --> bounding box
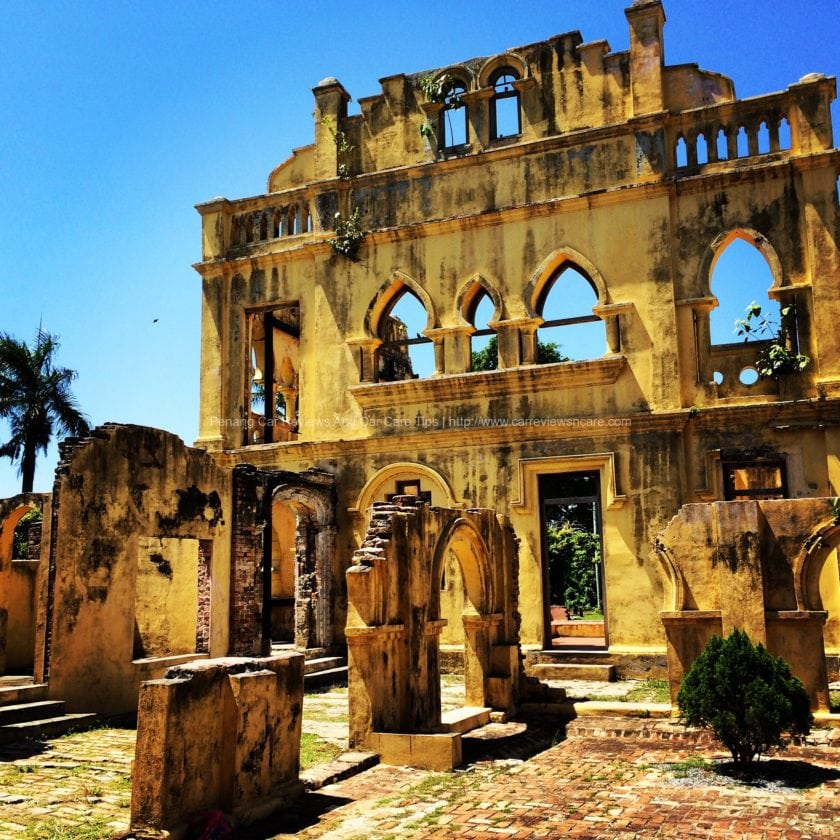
[0,329,90,493]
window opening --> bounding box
[716,128,728,161]
[696,133,708,165]
[736,126,749,157]
[469,291,497,371]
[758,120,770,154]
[440,80,468,149]
[675,136,688,167]
[722,460,787,500]
[710,238,779,345]
[247,305,300,444]
[376,289,434,381]
[537,266,604,362]
[489,67,520,140]
[778,117,791,151]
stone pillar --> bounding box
[626,0,666,117]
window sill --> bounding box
[350,355,626,409]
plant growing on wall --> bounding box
[329,208,365,259]
[321,116,354,178]
[735,303,810,379]
[677,629,812,769]
[418,74,454,104]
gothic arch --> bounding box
[525,247,609,318]
[455,275,504,326]
[699,228,786,298]
[364,271,437,339]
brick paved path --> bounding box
[1,716,838,839]
[242,717,840,840]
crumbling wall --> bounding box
[346,497,520,763]
[654,498,834,710]
[38,424,233,714]
[130,654,303,835]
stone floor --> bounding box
[0,681,838,839]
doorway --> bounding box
[539,472,606,649]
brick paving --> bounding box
[1,712,838,839]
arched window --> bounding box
[376,290,434,381]
[440,80,468,149]
[489,67,520,140]
[710,237,779,345]
[675,136,688,168]
[716,128,728,161]
[468,290,497,371]
[696,132,708,165]
[537,266,605,362]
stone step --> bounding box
[0,700,65,726]
[0,712,99,743]
[530,663,616,681]
[303,666,347,691]
[441,706,491,734]
[552,621,605,638]
[302,751,379,791]
[0,682,48,707]
[303,656,346,675]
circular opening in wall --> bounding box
[713,371,724,385]
[739,367,759,386]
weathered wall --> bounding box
[346,498,520,750]
[130,654,303,834]
[655,498,834,710]
[38,425,233,714]
[193,1,840,667]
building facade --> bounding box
[192,0,840,669]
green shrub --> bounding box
[677,629,812,768]
[546,524,600,616]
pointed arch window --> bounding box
[376,289,434,382]
[440,80,468,149]
[468,290,498,371]
[489,67,521,140]
[710,238,779,346]
[537,265,606,362]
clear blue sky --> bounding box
[1,0,839,496]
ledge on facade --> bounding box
[349,355,626,409]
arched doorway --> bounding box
[433,519,495,710]
[0,497,45,676]
[265,471,335,651]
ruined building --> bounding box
[1,0,839,718]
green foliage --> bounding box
[419,119,435,139]
[418,74,452,104]
[12,508,42,559]
[0,329,90,493]
[546,524,600,616]
[677,629,812,768]
[734,303,810,379]
[329,207,365,259]
[470,335,568,371]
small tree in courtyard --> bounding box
[677,629,812,769]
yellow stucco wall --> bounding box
[194,1,840,658]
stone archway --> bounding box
[265,469,335,651]
[346,496,520,768]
